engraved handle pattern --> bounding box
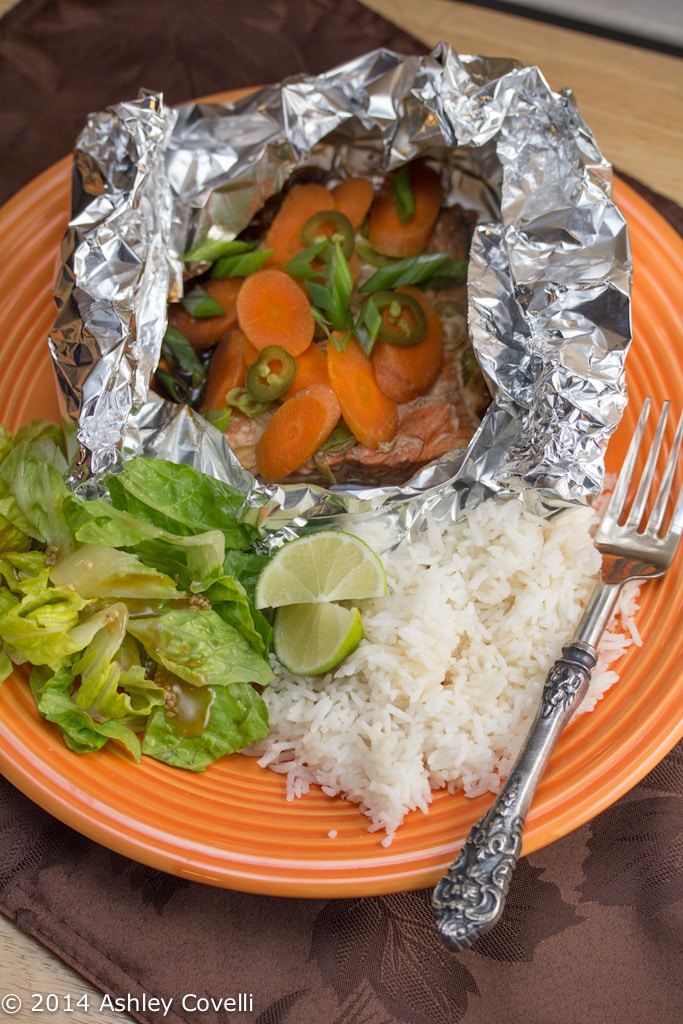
[433,643,597,952]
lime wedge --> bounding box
[255,530,386,608]
[273,602,365,675]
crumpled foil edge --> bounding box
[47,43,632,541]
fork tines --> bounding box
[606,398,683,539]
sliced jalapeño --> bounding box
[300,210,355,260]
[373,290,427,347]
[245,345,298,401]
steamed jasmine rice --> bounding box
[248,497,640,843]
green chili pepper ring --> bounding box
[373,291,427,347]
[245,345,298,401]
[300,210,355,259]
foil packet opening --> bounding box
[47,43,632,537]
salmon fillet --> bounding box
[220,304,485,487]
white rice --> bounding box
[247,496,641,844]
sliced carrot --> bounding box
[241,331,260,367]
[265,183,334,268]
[279,341,329,401]
[205,276,243,311]
[371,286,444,403]
[367,162,443,258]
[201,328,248,411]
[167,276,242,351]
[331,177,374,230]
[236,267,315,356]
[327,335,398,450]
[255,384,341,482]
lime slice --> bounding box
[273,602,365,675]
[255,530,386,608]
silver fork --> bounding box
[432,397,683,953]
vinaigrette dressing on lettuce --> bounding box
[0,420,273,771]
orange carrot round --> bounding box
[331,177,374,230]
[279,341,329,401]
[367,162,443,258]
[241,331,260,367]
[255,384,341,482]
[201,328,248,411]
[167,275,242,351]
[371,286,444,403]
[327,335,398,450]
[205,275,243,311]
[236,267,315,356]
[265,183,334,268]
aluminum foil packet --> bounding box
[47,43,632,537]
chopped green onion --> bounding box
[203,408,232,431]
[210,249,274,278]
[302,240,354,334]
[181,288,225,319]
[391,166,415,224]
[359,252,464,294]
[354,237,398,268]
[327,329,352,353]
[182,238,256,263]
[318,421,356,455]
[154,369,193,405]
[284,242,328,281]
[419,258,468,291]
[161,327,206,390]
[354,296,383,356]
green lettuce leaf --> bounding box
[0,425,12,464]
[0,582,89,668]
[30,664,142,760]
[0,478,33,554]
[64,496,227,591]
[0,552,52,596]
[0,587,18,682]
[127,606,273,689]
[204,574,272,656]
[0,420,71,550]
[69,605,166,722]
[0,423,275,771]
[222,549,270,601]
[141,680,269,771]
[49,544,181,601]
[105,457,258,547]
[0,649,11,683]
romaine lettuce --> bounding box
[127,607,274,688]
[30,664,143,760]
[0,420,71,550]
[141,680,269,771]
[105,456,257,545]
[0,420,276,772]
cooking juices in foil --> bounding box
[47,44,632,534]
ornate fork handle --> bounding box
[432,640,597,952]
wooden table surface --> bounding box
[0,1,681,1020]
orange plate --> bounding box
[0,137,682,896]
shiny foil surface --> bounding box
[47,44,632,532]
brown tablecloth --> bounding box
[1,2,682,1022]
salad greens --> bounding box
[0,419,274,771]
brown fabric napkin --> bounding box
[0,0,422,207]
[1,2,682,1022]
